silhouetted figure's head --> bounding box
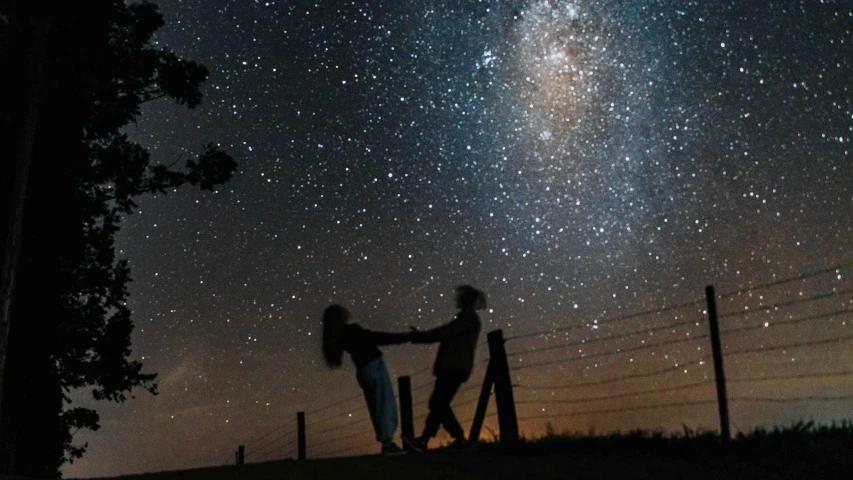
[322,304,351,367]
[456,285,487,310]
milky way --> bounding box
[65,1,853,476]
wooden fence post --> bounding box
[706,285,731,444]
[487,329,518,444]
[236,445,244,465]
[468,361,494,444]
[398,376,414,440]
[297,411,306,460]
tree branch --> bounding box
[139,92,167,104]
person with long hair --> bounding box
[322,304,411,454]
[404,285,486,452]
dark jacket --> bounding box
[341,323,409,368]
[413,308,481,380]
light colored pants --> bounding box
[356,357,399,443]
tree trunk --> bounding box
[0,3,53,456]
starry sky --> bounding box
[65,0,853,477]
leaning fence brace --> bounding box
[488,329,519,443]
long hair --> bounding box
[456,285,487,310]
[322,304,350,367]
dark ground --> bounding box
[77,440,852,480]
[73,423,853,479]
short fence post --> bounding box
[706,285,731,444]
[468,361,494,444]
[487,329,518,444]
[398,376,414,440]
[236,445,244,465]
[297,411,306,460]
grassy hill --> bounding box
[82,421,853,480]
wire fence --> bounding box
[221,261,852,465]
[505,262,852,435]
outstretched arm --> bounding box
[411,314,477,344]
[357,326,413,346]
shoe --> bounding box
[381,442,407,455]
[402,436,427,453]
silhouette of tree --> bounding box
[0,1,236,476]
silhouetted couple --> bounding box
[322,285,487,455]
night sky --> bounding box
[65,0,853,477]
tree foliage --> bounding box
[0,1,236,476]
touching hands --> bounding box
[407,325,430,344]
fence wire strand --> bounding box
[511,334,708,372]
[514,359,707,391]
[718,262,850,299]
[731,394,853,403]
[515,379,714,405]
[721,308,852,335]
[726,332,853,357]
[507,318,702,359]
[305,392,367,424]
[517,399,719,422]
[728,370,853,383]
[245,419,296,449]
[505,298,705,342]
[308,415,373,441]
[720,288,853,319]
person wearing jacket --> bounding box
[405,285,486,452]
[322,304,411,455]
